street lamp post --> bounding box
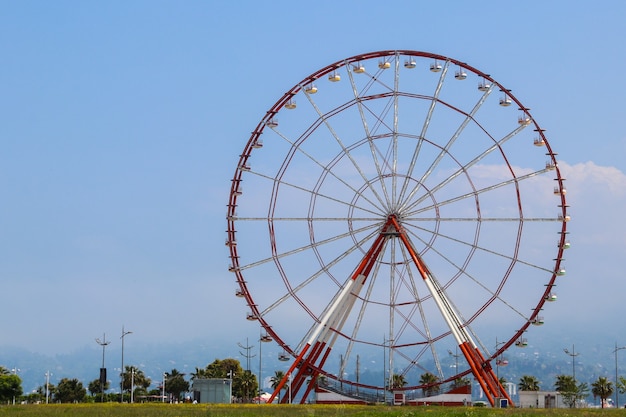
[11,368,20,405]
[130,367,135,404]
[120,326,132,402]
[259,330,272,402]
[614,343,626,408]
[494,338,509,407]
[45,371,52,404]
[238,338,255,401]
[564,344,579,408]
[227,370,234,404]
[162,373,166,403]
[96,333,111,403]
[448,347,460,373]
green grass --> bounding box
[1,404,625,417]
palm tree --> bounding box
[270,370,286,391]
[419,372,440,397]
[236,369,257,402]
[618,376,626,396]
[391,374,407,389]
[121,366,151,398]
[591,376,614,408]
[164,369,189,402]
[554,374,576,408]
[555,375,588,408]
[190,366,209,380]
[452,376,471,388]
[519,375,540,391]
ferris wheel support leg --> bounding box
[389,215,514,408]
[299,344,335,403]
[282,341,326,403]
[269,223,392,404]
[268,344,310,404]
[472,346,515,406]
[458,342,495,406]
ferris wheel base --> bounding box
[314,384,473,407]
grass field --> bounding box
[0,404,622,416]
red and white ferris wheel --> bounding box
[226,50,569,406]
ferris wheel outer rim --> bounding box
[226,49,569,385]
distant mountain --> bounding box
[3,331,625,405]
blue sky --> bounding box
[1,0,625,363]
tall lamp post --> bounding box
[494,338,509,407]
[44,371,52,404]
[614,343,626,408]
[448,347,460,374]
[11,368,20,405]
[120,326,132,402]
[259,330,272,402]
[96,333,111,403]
[162,373,167,403]
[238,338,255,401]
[564,344,579,408]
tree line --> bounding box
[3,363,626,406]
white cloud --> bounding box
[558,160,626,246]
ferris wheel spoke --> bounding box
[401,122,530,214]
[345,67,395,213]
[404,225,531,322]
[303,89,391,212]
[404,221,555,274]
[406,166,553,218]
[259,225,382,318]
[396,61,450,208]
[336,255,386,379]
[399,85,494,212]
[238,221,380,272]
[391,55,400,208]
[394,245,439,343]
[268,129,387,215]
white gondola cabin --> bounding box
[478,79,491,91]
[404,58,416,69]
[545,293,557,302]
[515,338,528,348]
[518,115,531,125]
[430,60,442,72]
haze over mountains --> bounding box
[2,327,623,405]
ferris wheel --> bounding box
[226,50,569,406]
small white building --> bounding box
[518,390,564,408]
[191,378,232,404]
